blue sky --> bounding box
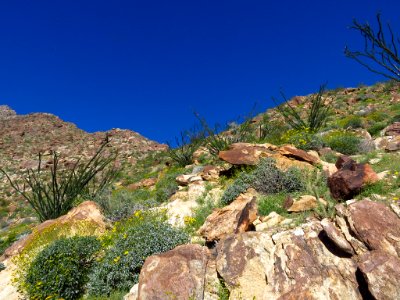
[1,0,399,144]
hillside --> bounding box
[1,81,400,300]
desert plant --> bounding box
[220,158,305,205]
[167,127,205,167]
[0,139,118,222]
[272,84,331,132]
[23,236,101,300]
[345,13,400,81]
[87,211,188,296]
[322,130,361,155]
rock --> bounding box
[0,259,22,300]
[347,200,400,256]
[1,201,106,260]
[283,195,294,210]
[374,136,391,150]
[255,212,285,231]
[216,222,361,299]
[176,174,202,186]
[201,165,230,181]
[192,146,212,164]
[287,195,327,212]
[218,142,276,165]
[127,178,157,191]
[358,250,400,300]
[138,244,209,300]
[383,122,400,136]
[385,136,400,151]
[321,160,338,177]
[278,145,321,165]
[321,218,355,255]
[328,156,379,200]
[124,284,139,300]
[198,189,258,242]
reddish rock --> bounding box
[218,143,276,165]
[200,164,230,181]
[127,178,157,191]
[278,145,320,165]
[358,250,400,300]
[1,201,105,260]
[347,200,400,256]
[328,156,379,200]
[198,189,258,242]
[384,122,400,136]
[138,244,209,300]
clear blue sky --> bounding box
[1,0,399,143]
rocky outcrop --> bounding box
[0,105,16,120]
[198,189,258,242]
[138,244,209,300]
[218,143,316,170]
[1,201,106,260]
[383,122,400,136]
[135,199,400,299]
[328,156,379,200]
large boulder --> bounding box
[358,250,400,300]
[346,200,400,256]
[138,244,209,300]
[383,122,400,136]
[218,143,315,170]
[1,201,106,260]
[198,189,258,242]
[215,222,361,299]
[328,156,379,200]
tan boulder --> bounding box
[126,177,157,191]
[383,122,400,136]
[347,199,400,256]
[386,135,400,151]
[198,189,258,242]
[138,244,209,300]
[321,218,355,255]
[1,201,106,260]
[216,222,361,299]
[278,145,321,165]
[287,195,327,212]
[358,250,400,300]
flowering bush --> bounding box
[24,236,101,300]
[86,211,189,296]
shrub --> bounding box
[87,211,189,296]
[251,158,305,195]
[282,128,324,150]
[0,139,118,222]
[258,193,288,216]
[322,130,361,155]
[12,220,102,293]
[338,115,364,129]
[368,121,387,136]
[220,158,305,205]
[154,167,184,203]
[94,188,156,221]
[24,236,101,300]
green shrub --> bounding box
[258,193,288,216]
[94,188,156,221]
[168,128,205,167]
[282,128,324,150]
[367,121,387,136]
[24,236,101,300]
[338,115,363,129]
[322,130,361,155]
[220,158,304,205]
[87,211,189,296]
[154,167,184,203]
[0,139,118,222]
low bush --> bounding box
[367,121,387,136]
[87,211,188,296]
[338,115,364,129]
[24,236,101,300]
[282,128,324,150]
[94,188,156,221]
[220,158,305,205]
[322,130,361,155]
[257,193,288,216]
[154,167,185,203]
